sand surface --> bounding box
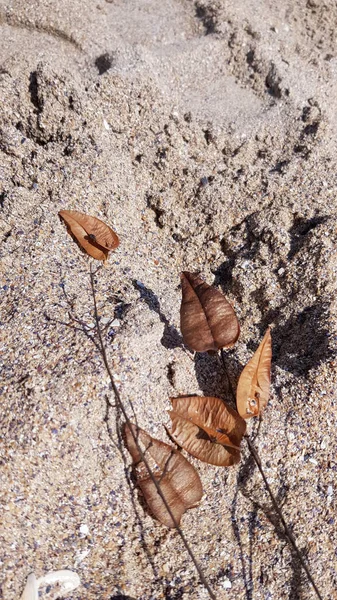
[1,1,337,599]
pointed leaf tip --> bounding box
[236,328,272,419]
[180,272,240,352]
[59,210,119,261]
[123,423,203,528]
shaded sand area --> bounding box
[1,1,337,598]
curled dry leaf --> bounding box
[169,396,246,466]
[180,272,240,352]
[236,328,272,419]
[124,423,203,528]
[59,210,119,261]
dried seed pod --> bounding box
[59,210,119,261]
[180,272,240,352]
[236,328,272,419]
[124,423,203,528]
[169,396,246,466]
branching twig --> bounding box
[220,349,324,600]
[89,264,216,600]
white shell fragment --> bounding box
[21,570,80,599]
[222,578,232,589]
[20,573,38,600]
[79,523,89,535]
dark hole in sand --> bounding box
[95,53,114,75]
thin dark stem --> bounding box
[220,349,324,600]
[89,264,216,600]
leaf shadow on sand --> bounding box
[133,280,184,349]
[194,349,242,408]
[213,248,334,377]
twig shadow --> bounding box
[46,274,166,589]
[109,595,137,600]
[231,435,304,600]
[103,394,162,585]
[231,450,257,600]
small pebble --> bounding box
[79,524,89,535]
[75,549,90,563]
[222,578,232,589]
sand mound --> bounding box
[1,1,337,598]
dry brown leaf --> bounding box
[59,210,119,261]
[124,423,203,528]
[169,396,246,466]
[236,328,272,419]
[180,272,240,352]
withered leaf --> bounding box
[236,328,272,420]
[180,272,240,352]
[169,396,246,466]
[59,210,119,261]
[124,423,203,528]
